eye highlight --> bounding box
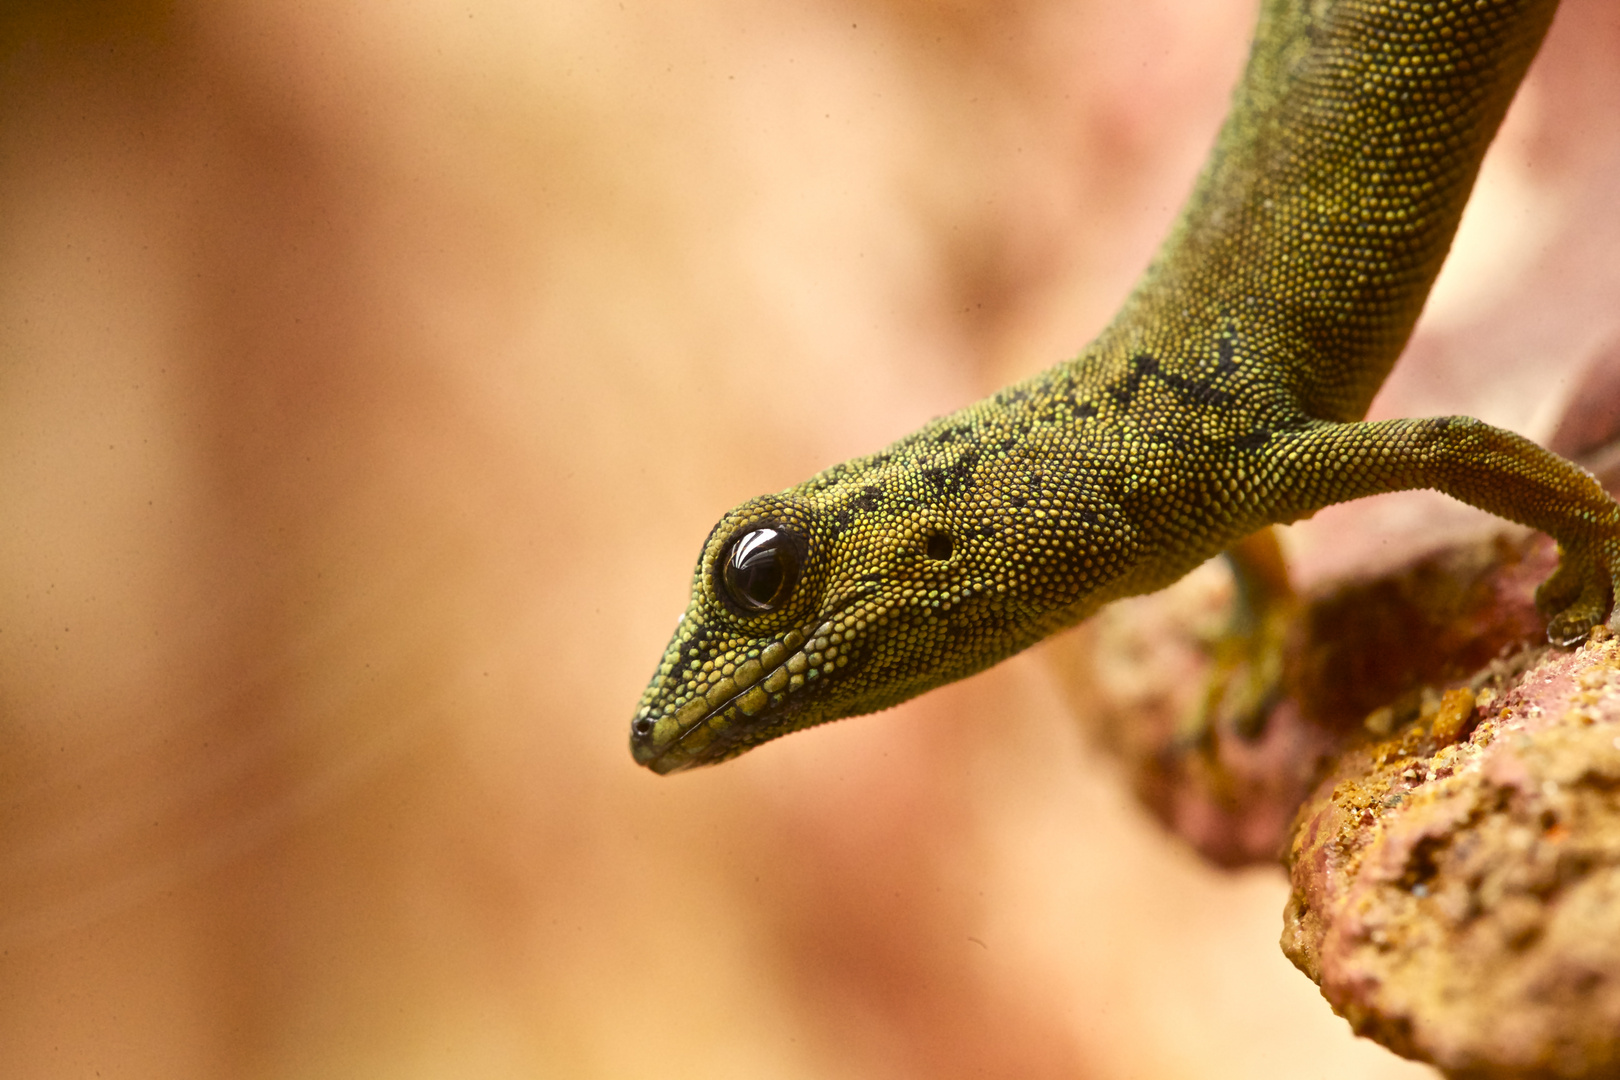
[719,526,800,613]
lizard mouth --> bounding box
[630,618,854,773]
[631,711,760,774]
[630,658,809,774]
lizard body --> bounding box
[632,0,1620,774]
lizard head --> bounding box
[629,480,987,773]
[628,428,1124,773]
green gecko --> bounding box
[631,0,1619,774]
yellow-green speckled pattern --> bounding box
[632,0,1619,774]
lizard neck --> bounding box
[1109,0,1558,422]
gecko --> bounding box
[630,0,1620,774]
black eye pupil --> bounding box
[926,532,953,561]
[721,527,799,613]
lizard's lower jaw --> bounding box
[631,720,746,774]
[632,739,695,774]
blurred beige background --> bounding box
[2,1,1616,1077]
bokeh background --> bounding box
[3,1,1617,1077]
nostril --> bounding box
[925,531,954,561]
[632,717,655,738]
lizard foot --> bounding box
[1536,538,1620,647]
[1180,603,1291,746]
[1176,528,1296,748]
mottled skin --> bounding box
[632,0,1620,774]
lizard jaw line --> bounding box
[635,645,844,772]
[634,612,863,773]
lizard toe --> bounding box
[1538,542,1616,646]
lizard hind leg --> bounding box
[1180,527,1297,748]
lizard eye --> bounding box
[719,527,800,613]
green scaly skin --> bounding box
[631,0,1620,774]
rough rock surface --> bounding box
[1046,528,1620,1075]
[1282,634,1620,1078]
